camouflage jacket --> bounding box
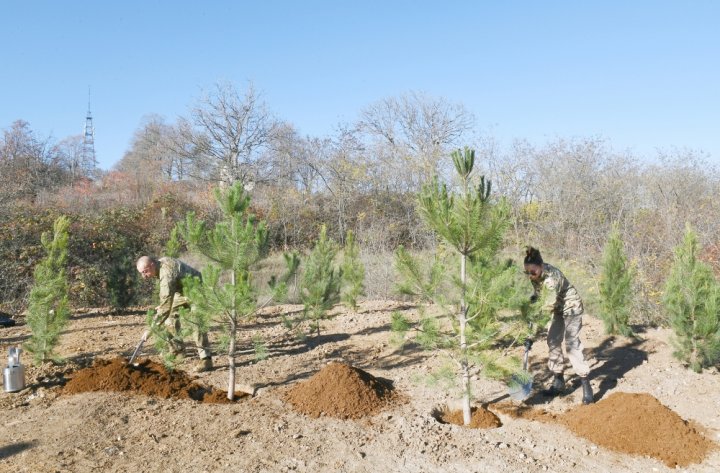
[154,257,201,324]
[531,263,583,317]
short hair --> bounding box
[524,247,543,266]
[136,255,154,271]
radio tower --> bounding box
[82,87,97,173]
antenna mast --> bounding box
[82,86,97,172]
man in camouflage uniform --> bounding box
[136,256,213,372]
[524,247,593,404]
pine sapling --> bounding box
[269,251,301,303]
[599,224,634,336]
[180,182,269,400]
[393,148,539,425]
[394,246,446,303]
[165,225,182,258]
[25,216,71,364]
[293,225,342,336]
[340,230,365,311]
[662,226,720,372]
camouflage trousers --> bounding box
[164,299,212,360]
[546,308,590,377]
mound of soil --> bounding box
[61,357,243,404]
[493,392,716,467]
[285,362,396,419]
[561,392,716,467]
[435,406,502,429]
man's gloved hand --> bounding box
[529,293,538,303]
[524,338,533,350]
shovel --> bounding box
[129,300,174,366]
[508,338,533,401]
[128,330,150,366]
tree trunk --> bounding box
[228,270,238,401]
[227,318,236,401]
[459,253,471,425]
[691,311,698,370]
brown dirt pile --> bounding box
[492,392,716,467]
[61,357,243,404]
[436,407,502,429]
[285,362,396,419]
[560,392,716,467]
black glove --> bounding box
[524,338,533,350]
[529,293,538,303]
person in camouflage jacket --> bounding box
[524,247,593,404]
[136,256,213,372]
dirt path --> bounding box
[1,301,719,472]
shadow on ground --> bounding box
[587,335,649,401]
[0,441,37,460]
[506,334,649,406]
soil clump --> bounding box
[493,392,716,467]
[285,362,397,419]
[435,406,502,428]
[491,401,559,422]
[61,357,242,404]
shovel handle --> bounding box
[128,337,146,365]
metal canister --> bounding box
[3,347,25,393]
[3,365,25,392]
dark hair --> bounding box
[524,246,543,266]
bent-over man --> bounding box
[136,255,213,372]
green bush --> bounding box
[0,192,208,313]
[0,206,57,313]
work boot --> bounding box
[580,377,594,404]
[168,337,186,357]
[543,373,565,397]
[195,357,213,373]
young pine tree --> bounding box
[269,251,301,303]
[180,183,269,400]
[292,225,342,336]
[25,216,71,364]
[663,226,720,372]
[393,148,537,426]
[341,230,365,311]
[599,224,634,336]
[165,225,182,258]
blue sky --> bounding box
[1,1,718,170]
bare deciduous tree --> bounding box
[177,82,280,187]
[54,135,93,184]
[0,120,66,204]
[358,92,474,192]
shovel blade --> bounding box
[235,383,257,397]
[127,338,145,366]
[508,343,533,401]
[508,380,533,401]
[508,372,533,401]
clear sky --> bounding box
[1,1,718,170]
